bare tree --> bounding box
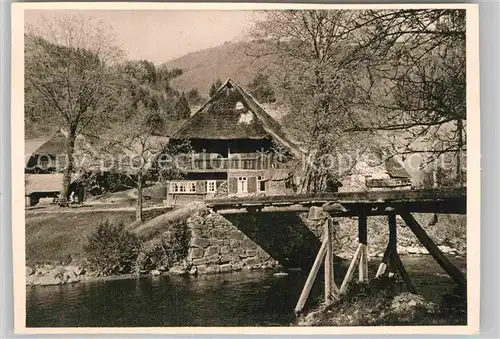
[249,10,374,192]
[25,14,123,205]
[350,9,466,185]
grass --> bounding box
[25,208,169,266]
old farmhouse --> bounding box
[164,79,304,206]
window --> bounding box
[257,176,266,192]
[171,181,196,194]
[188,182,196,193]
[238,177,247,193]
[207,180,216,193]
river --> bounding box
[26,255,466,327]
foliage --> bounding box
[247,73,276,103]
[136,221,191,271]
[250,9,466,190]
[186,88,204,106]
[209,78,223,97]
[83,221,141,275]
[25,15,123,201]
[175,92,191,119]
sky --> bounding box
[24,10,260,64]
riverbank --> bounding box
[296,276,467,326]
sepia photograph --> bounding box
[12,2,479,335]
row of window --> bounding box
[170,181,220,193]
[237,176,266,193]
[170,178,266,194]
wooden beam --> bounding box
[207,187,466,208]
[295,235,328,315]
[375,244,391,278]
[388,213,398,277]
[340,244,362,294]
[324,219,333,305]
[358,210,368,282]
[399,212,466,292]
[393,251,417,294]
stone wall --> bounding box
[186,209,279,275]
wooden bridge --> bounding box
[206,187,467,314]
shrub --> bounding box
[137,221,190,272]
[83,221,142,275]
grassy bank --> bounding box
[25,208,169,266]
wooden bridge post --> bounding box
[295,236,328,315]
[388,212,398,277]
[358,209,368,282]
[324,218,339,305]
[388,212,416,293]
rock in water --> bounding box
[150,269,161,276]
[273,272,289,277]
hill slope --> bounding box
[163,41,277,96]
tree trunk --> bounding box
[136,172,143,222]
[60,127,76,207]
[456,119,464,187]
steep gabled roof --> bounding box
[172,79,301,158]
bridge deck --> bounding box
[206,187,466,215]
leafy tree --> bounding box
[248,73,276,103]
[186,88,203,106]
[96,106,169,222]
[175,92,191,119]
[209,78,223,97]
[25,15,122,204]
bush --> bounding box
[137,221,190,272]
[83,221,141,275]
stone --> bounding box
[219,264,233,273]
[192,258,207,266]
[406,246,420,254]
[210,239,225,246]
[26,266,34,276]
[230,240,240,248]
[220,254,232,264]
[196,265,208,274]
[229,231,243,241]
[205,246,219,256]
[150,269,161,276]
[257,251,271,260]
[273,272,289,277]
[188,266,197,275]
[243,257,260,267]
[204,254,220,264]
[438,245,454,254]
[242,238,257,250]
[38,275,62,286]
[191,237,210,248]
[65,265,83,276]
[210,229,224,238]
[220,246,230,254]
[246,249,257,257]
[231,263,242,271]
[190,247,205,259]
[169,266,187,275]
[205,265,220,274]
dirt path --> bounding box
[25,205,170,215]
